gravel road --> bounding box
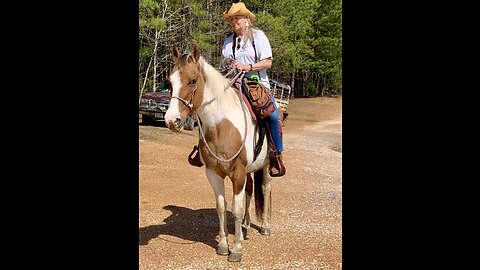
[139,97,342,269]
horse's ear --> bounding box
[172,47,180,62]
[192,44,200,63]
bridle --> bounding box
[170,53,199,111]
[170,62,249,163]
[171,84,197,110]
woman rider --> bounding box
[189,2,285,177]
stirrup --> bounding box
[268,152,286,177]
[188,145,203,167]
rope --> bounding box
[194,71,249,163]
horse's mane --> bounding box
[198,56,241,109]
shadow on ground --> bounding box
[139,205,238,249]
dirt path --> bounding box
[139,97,342,269]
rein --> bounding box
[170,54,249,163]
[171,65,242,110]
[195,70,249,163]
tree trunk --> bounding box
[290,70,295,99]
[139,57,153,98]
[303,72,308,96]
[320,74,325,96]
[153,30,159,92]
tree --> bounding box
[311,0,342,96]
[138,0,342,98]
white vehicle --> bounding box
[270,79,292,121]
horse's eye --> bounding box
[189,78,197,85]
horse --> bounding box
[164,44,273,262]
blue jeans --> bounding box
[266,101,283,153]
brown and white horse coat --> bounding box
[164,45,272,262]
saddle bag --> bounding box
[243,78,275,119]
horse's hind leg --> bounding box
[206,169,229,256]
[261,168,272,235]
[254,167,272,235]
[242,173,253,239]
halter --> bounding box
[171,84,197,110]
[170,52,198,110]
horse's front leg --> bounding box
[206,169,229,256]
[228,165,247,262]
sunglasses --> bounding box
[236,37,241,50]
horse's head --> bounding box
[165,45,206,131]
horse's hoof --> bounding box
[260,227,271,235]
[228,252,242,262]
[217,245,229,256]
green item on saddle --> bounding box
[248,74,261,83]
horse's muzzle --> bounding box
[167,118,183,132]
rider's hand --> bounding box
[234,61,250,71]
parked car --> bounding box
[139,80,195,130]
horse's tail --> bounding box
[253,169,270,220]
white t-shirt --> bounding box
[221,29,273,89]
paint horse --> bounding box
[164,45,273,262]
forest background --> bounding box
[139,0,342,99]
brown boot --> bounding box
[269,152,286,177]
[188,145,204,167]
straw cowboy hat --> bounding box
[223,2,256,22]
